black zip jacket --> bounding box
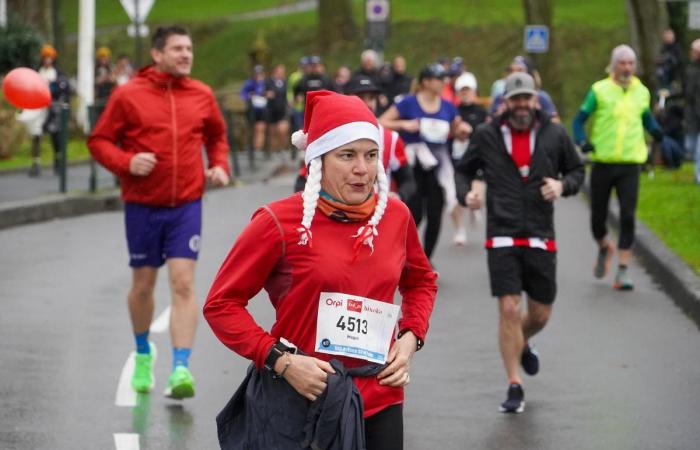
[216,360,383,450]
[455,111,584,240]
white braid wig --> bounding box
[298,155,389,257]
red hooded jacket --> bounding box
[88,66,230,207]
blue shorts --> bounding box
[124,199,202,267]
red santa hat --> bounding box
[291,90,388,260]
[292,90,380,163]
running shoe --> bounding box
[132,343,156,394]
[593,241,614,279]
[164,366,196,399]
[28,163,40,177]
[521,343,539,376]
[453,228,467,246]
[613,268,634,291]
[499,383,525,414]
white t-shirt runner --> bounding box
[315,292,399,364]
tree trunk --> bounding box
[625,0,668,91]
[522,0,564,116]
[51,0,65,57]
[318,0,356,55]
[666,1,687,52]
[8,0,51,36]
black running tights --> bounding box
[589,162,641,250]
[365,404,403,450]
[408,165,444,260]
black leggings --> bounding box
[365,404,403,450]
[408,165,444,260]
[589,163,641,250]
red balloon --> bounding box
[2,67,51,109]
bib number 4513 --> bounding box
[336,315,368,334]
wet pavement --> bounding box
[1,173,699,449]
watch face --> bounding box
[265,346,284,370]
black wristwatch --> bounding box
[264,339,296,373]
[397,329,424,351]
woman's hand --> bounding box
[279,354,335,401]
[401,119,420,133]
[377,331,418,387]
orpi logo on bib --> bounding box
[347,299,363,313]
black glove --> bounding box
[580,141,595,153]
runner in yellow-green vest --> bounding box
[572,44,664,291]
[287,56,310,133]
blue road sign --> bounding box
[524,25,549,53]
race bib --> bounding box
[251,95,268,108]
[419,118,450,144]
[315,292,399,364]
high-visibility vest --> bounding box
[589,76,650,164]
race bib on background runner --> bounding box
[251,95,268,109]
[315,292,399,364]
[419,118,450,144]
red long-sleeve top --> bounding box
[88,65,230,207]
[204,193,437,417]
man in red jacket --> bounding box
[88,25,230,400]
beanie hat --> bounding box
[41,44,58,59]
[291,90,387,259]
[96,46,112,59]
[454,72,478,92]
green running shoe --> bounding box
[164,366,195,399]
[132,343,156,394]
[613,268,634,291]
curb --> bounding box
[582,183,700,329]
[0,159,91,176]
[607,203,700,329]
[0,158,290,231]
[0,191,122,230]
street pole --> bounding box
[77,0,95,133]
[58,104,70,193]
[134,0,142,68]
[0,0,7,27]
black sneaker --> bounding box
[594,241,614,279]
[28,163,40,177]
[521,343,540,376]
[499,383,525,414]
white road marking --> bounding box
[114,307,169,446]
[114,433,140,450]
[115,351,137,407]
[149,306,170,334]
[115,340,158,407]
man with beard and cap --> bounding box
[455,72,584,414]
[572,44,664,291]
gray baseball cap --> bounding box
[504,72,537,98]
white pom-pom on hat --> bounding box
[291,130,308,150]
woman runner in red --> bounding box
[205,90,437,450]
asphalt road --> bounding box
[1,173,699,450]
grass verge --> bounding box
[638,163,700,275]
[0,137,90,172]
